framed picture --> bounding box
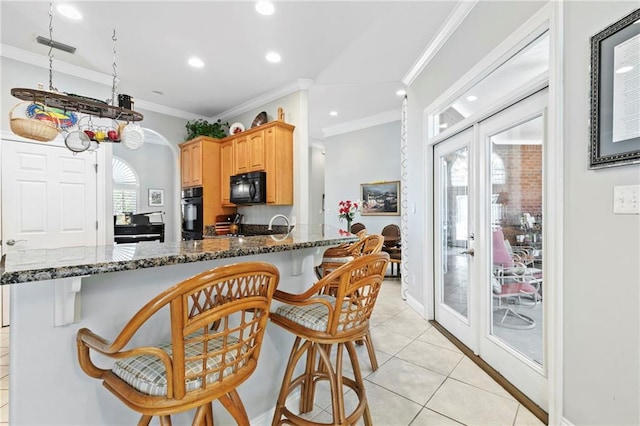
[589,8,640,169]
[360,181,400,216]
[148,189,164,207]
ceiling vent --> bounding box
[36,36,76,54]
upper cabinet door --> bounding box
[248,130,266,171]
[220,140,234,205]
[179,140,203,188]
[234,136,249,175]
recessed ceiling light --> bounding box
[56,4,82,20]
[255,1,275,16]
[188,57,204,68]
[396,89,406,96]
[329,111,338,116]
[616,65,633,74]
[266,51,281,63]
[466,95,478,102]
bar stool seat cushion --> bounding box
[112,330,244,397]
[321,256,354,264]
[275,295,357,332]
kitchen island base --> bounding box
[9,250,321,425]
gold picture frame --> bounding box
[360,181,400,216]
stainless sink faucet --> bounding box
[268,214,291,233]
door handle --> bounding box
[6,239,26,246]
[461,249,475,256]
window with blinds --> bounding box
[112,157,139,214]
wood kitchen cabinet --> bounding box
[230,130,265,175]
[264,122,294,205]
[218,120,295,206]
[220,140,234,206]
[179,136,235,225]
[180,139,202,187]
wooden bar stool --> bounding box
[271,253,389,425]
[315,234,384,371]
[77,262,279,426]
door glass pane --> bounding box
[440,146,470,318]
[490,115,544,365]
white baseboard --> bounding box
[560,416,575,426]
[405,292,425,318]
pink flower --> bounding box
[337,199,359,223]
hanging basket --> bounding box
[9,102,60,142]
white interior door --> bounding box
[433,128,476,349]
[1,139,98,325]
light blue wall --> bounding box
[324,121,401,234]
[113,142,177,242]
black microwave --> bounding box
[230,171,267,205]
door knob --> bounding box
[6,239,26,246]
[461,248,475,256]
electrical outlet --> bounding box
[613,185,640,214]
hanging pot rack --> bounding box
[10,88,143,122]
[9,3,144,152]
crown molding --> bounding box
[213,79,314,121]
[402,0,478,85]
[322,109,400,139]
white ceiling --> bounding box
[1,1,461,140]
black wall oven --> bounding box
[181,187,203,240]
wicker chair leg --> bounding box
[137,415,152,426]
[300,342,318,414]
[219,390,250,425]
[323,343,346,425]
[362,331,379,371]
[159,415,173,426]
[272,337,308,426]
[345,341,372,426]
[205,402,214,426]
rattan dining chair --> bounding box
[270,252,390,426]
[76,262,279,426]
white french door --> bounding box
[433,128,476,349]
[434,90,548,410]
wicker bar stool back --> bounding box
[77,262,279,426]
[270,252,390,426]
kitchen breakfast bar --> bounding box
[0,225,356,425]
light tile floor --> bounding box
[0,280,545,426]
[289,279,546,426]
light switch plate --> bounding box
[613,185,640,214]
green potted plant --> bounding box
[185,118,229,140]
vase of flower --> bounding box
[338,200,359,232]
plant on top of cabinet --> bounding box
[185,119,229,140]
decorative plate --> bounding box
[229,122,245,135]
[26,102,77,129]
[251,111,268,128]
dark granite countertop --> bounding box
[0,225,356,285]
